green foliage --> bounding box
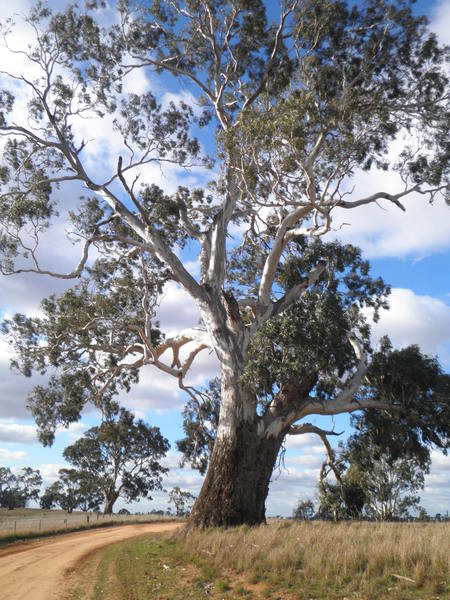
[293,498,315,520]
[0,0,448,526]
[355,340,450,456]
[40,468,103,513]
[240,239,388,405]
[0,467,42,510]
[2,253,164,444]
[317,341,449,522]
[62,407,169,513]
[176,378,220,475]
[168,486,196,516]
[178,240,390,473]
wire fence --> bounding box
[0,512,175,538]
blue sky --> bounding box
[0,0,449,517]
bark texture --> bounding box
[189,418,284,528]
[103,492,118,515]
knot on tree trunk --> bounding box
[222,290,242,333]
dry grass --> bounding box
[0,507,85,521]
[175,520,450,598]
[68,520,449,599]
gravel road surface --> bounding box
[0,521,181,600]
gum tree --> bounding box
[40,468,103,512]
[0,467,42,509]
[318,343,449,520]
[0,0,448,527]
[62,408,169,514]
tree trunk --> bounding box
[104,491,117,514]
[189,417,284,528]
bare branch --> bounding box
[289,423,344,437]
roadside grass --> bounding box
[0,507,86,521]
[67,520,450,599]
[0,516,182,548]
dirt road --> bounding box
[0,521,182,600]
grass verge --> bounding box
[67,520,450,599]
[0,518,181,549]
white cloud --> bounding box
[117,345,219,413]
[331,173,450,259]
[285,433,324,449]
[39,463,65,484]
[55,421,89,441]
[368,288,450,360]
[122,67,153,96]
[288,454,324,467]
[156,282,202,334]
[0,422,37,444]
[421,450,450,515]
[0,448,27,461]
[430,0,450,44]
[0,340,40,420]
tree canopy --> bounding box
[0,467,42,510]
[62,407,169,513]
[168,486,197,516]
[40,468,103,512]
[0,0,448,527]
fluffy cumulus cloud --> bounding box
[368,288,450,365]
[331,172,450,260]
[0,422,37,444]
[38,463,66,485]
[0,448,28,461]
[430,0,450,44]
[422,450,450,516]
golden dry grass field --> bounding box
[67,520,450,599]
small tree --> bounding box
[41,469,103,513]
[63,408,169,514]
[39,483,59,510]
[293,498,315,521]
[344,447,426,521]
[0,467,42,509]
[168,487,196,517]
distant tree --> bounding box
[168,487,196,517]
[418,507,429,522]
[39,483,59,510]
[0,467,42,510]
[63,408,169,514]
[317,343,448,521]
[316,478,366,521]
[41,469,103,513]
[317,482,346,521]
[117,508,131,515]
[293,499,315,521]
[346,449,426,521]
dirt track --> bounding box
[0,521,182,600]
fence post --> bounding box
[39,520,41,531]
[14,521,16,535]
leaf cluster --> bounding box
[40,468,103,512]
[62,407,170,506]
[0,467,42,510]
[1,252,164,444]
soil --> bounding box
[0,521,182,600]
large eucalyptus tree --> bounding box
[0,0,448,527]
